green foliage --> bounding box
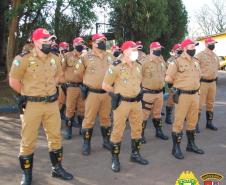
[7,0,100,54]
[109,0,188,58]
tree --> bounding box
[0,0,9,74]
[2,0,102,74]
[110,0,168,49]
[158,0,188,57]
[195,0,226,36]
[6,0,22,73]
[109,0,188,57]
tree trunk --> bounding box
[0,0,9,77]
[6,0,21,74]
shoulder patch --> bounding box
[19,51,30,57]
[112,60,122,66]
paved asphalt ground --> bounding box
[0,72,226,185]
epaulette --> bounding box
[136,60,142,65]
[19,51,30,57]
[112,60,122,66]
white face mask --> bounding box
[129,51,139,61]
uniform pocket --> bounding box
[178,64,189,72]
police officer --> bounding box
[111,45,122,58]
[74,33,113,155]
[63,37,85,139]
[136,41,146,63]
[165,43,183,125]
[141,42,169,143]
[58,42,69,121]
[9,28,73,185]
[165,38,204,159]
[102,41,149,172]
[196,37,219,132]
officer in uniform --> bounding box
[9,28,73,185]
[57,42,69,121]
[111,45,122,58]
[102,41,149,172]
[141,42,169,143]
[165,38,205,159]
[195,37,219,132]
[74,33,113,155]
[165,43,183,125]
[63,37,85,139]
[136,41,146,63]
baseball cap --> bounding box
[32,28,56,41]
[205,37,217,44]
[92,33,107,41]
[59,42,69,48]
[172,43,182,51]
[181,38,199,48]
[121,41,138,52]
[73,37,84,44]
[149,42,164,49]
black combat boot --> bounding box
[111,142,121,172]
[206,111,218,131]
[195,112,201,133]
[49,148,73,180]
[100,126,111,150]
[77,115,84,136]
[130,139,149,165]
[186,130,205,154]
[141,120,147,144]
[19,153,33,185]
[165,106,173,124]
[64,117,73,140]
[82,128,93,156]
[172,132,184,159]
[153,118,169,140]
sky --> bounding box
[182,0,213,37]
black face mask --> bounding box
[176,50,183,55]
[75,45,84,52]
[153,49,161,56]
[186,49,196,57]
[113,50,121,57]
[97,42,106,51]
[41,44,51,54]
[208,44,215,50]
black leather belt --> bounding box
[121,94,141,102]
[66,82,82,87]
[174,88,199,95]
[89,87,106,94]
[23,92,58,102]
[200,78,217,83]
[142,88,163,94]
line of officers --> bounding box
[9,27,220,184]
